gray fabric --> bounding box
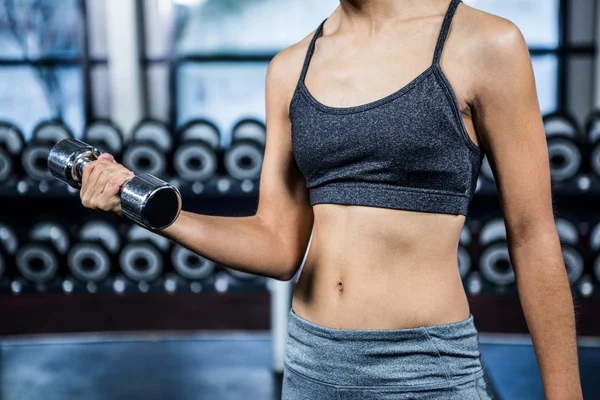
[282,308,496,399]
[290,0,484,216]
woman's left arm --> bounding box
[470,19,583,400]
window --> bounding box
[0,0,85,139]
[172,0,567,133]
[171,0,338,143]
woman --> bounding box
[81,0,582,398]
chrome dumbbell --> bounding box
[48,138,182,230]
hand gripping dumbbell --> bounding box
[48,138,182,230]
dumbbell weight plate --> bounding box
[79,220,121,254]
[589,221,600,252]
[32,120,73,143]
[122,143,167,178]
[30,221,70,255]
[171,245,215,280]
[84,120,124,155]
[590,145,600,177]
[179,119,220,149]
[459,224,472,247]
[126,223,171,252]
[594,255,600,283]
[561,245,584,284]
[547,138,581,182]
[479,242,515,286]
[478,218,507,247]
[15,242,60,283]
[24,120,74,181]
[22,146,56,181]
[231,119,266,147]
[0,122,25,181]
[543,113,580,139]
[0,222,19,255]
[119,242,163,282]
[223,139,264,181]
[173,141,217,182]
[131,119,173,152]
[68,242,112,283]
[586,111,600,143]
[0,148,12,182]
[0,122,25,156]
[555,218,579,246]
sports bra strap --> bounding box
[298,18,328,84]
[432,0,462,65]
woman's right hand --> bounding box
[80,153,135,217]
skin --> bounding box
[80,0,583,398]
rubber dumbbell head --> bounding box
[542,113,583,182]
[22,119,73,181]
[122,119,172,178]
[83,119,124,157]
[15,220,70,284]
[119,241,164,282]
[173,119,220,182]
[555,218,583,284]
[171,244,215,281]
[0,121,25,182]
[224,119,266,181]
[68,220,121,283]
[478,217,515,286]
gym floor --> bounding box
[1,331,599,400]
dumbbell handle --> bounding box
[48,138,182,230]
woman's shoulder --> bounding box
[454,2,525,65]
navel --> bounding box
[336,280,344,295]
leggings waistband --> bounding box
[284,308,486,389]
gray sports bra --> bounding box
[289,0,484,216]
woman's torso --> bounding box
[289,0,483,330]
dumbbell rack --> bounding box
[465,173,600,337]
[0,169,273,335]
[0,173,599,337]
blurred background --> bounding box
[0,0,599,399]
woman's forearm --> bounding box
[510,232,583,400]
[152,210,297,280]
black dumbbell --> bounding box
[83,119,124,159]
[171,244,215,281]
[542,113,583,182]
[119,224,170,284]
[122,119,173,179]
[48,138,182,230]
[478,217,515,287]
[555,218,584,285]
[0,121,25,183]
[585,110,600,177]
[68,220,121,283]
[224,119,266,181]
[15,220,70,285]
[0,221,19,282]
[172,119,220,182]
[588,221,600,286]
[22,119,73,182]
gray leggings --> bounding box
[282,308,496,399]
